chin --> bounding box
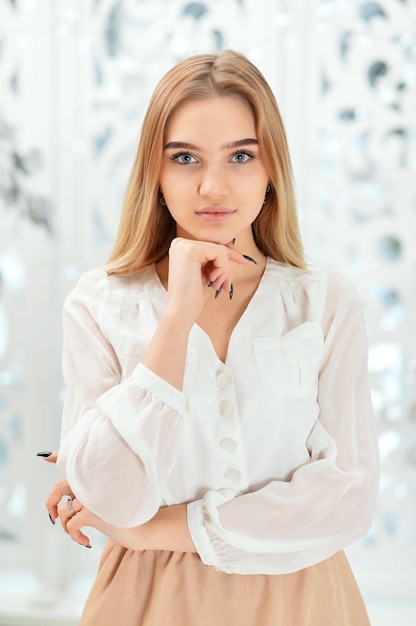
[177,228,232,245]
[202,235,232,245]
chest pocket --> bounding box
[253,322,324,397]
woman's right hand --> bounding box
[142,237,252,390]
[165,237,250,322]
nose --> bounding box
[198,164,230,200]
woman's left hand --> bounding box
[40,452,195,552]
[46,479,194,552]
[45,477,161,550]
[40,452,143,549]
[46,479,96,547]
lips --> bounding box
[196,207,234,214]
[196,207,236,222]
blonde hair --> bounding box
[106,50,306,275]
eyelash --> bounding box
[172,152,197,164]
[171,150,255,165]
[231,150,254,163]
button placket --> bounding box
[215,366,246,488]
[219,437,238,452]
[219,400,234,419]
[224,468,242,483]
[216,370,232,391]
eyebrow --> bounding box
[163,138,259,150]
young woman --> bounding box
[40,50,379,625]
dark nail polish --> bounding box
[229,283,234,300]
[49,513,55,525]
[37,451,52,457]
[231,238,236,245]
[208,278,219,288]
[242,254,257,264]
[215,283,224,299]
[78,542,92,548]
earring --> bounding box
[160,194,167,206]
[263,184,271,206]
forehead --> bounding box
[164,96,256,141]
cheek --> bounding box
[243,185,268,210]
[164,198,191,227]
[161,173,192,201]
[236,169,268,196]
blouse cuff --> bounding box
[131,363,188,414]
[187,500,220,569]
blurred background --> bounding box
[0,0,415,624]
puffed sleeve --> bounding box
[187,271,379,574]
[56,271,188,526]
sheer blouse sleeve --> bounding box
[187,271,379,574]
[57,271,188,526]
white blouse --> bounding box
[57,258,379,575]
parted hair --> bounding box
[106,50,306,274]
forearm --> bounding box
[107,504,196,553]
[141,310,193,391]
[141,237,248,391]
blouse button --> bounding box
[216,371,231,390]
[224,468,241,483]
[220,401,234,419]
[219,438,238,452]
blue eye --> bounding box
[231,151,252,163]
[173,153,197,164]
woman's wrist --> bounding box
[141,312,193,390]
[138,504,196,553]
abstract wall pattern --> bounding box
[0,0,414,619]
[305,0,416,597]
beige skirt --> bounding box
[79,542,370,626]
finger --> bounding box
[57,495,82,534]
[207,272,226,290]
[226,247,256,266]
[172,236,249,269]
[204,251,233,284]
[206,247,253,295]
[42,451,58,464]
[46,479,74,523]
[46,479,73,511]
[57,500,75,534]
[67,510,92,548]
[206,272,231,298]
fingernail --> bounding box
[215,283,224,299]
[37,451,52,457]
[78,543,92,549]
[49,513,55,525]
[242,254,257,264]
[208,278,219,288]
[229,283,234,300]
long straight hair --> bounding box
[106,51,306,275]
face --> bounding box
[159,96,269,245]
